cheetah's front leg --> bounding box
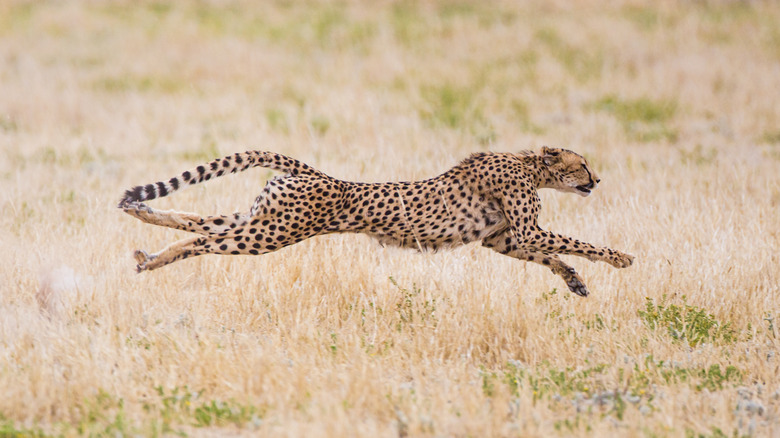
[523,229,634,268]
[482,232,590,296]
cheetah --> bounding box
[118,147,633,297]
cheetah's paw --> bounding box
[565,275,590,297]
[609,251,634,269]
[122,202,152,217]
[560,267,589,297]
[133,250,155,273]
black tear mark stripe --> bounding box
[583,166,594,186]
[117,151,326,207]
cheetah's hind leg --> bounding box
[122,202,250,235]
[122,202,204,232]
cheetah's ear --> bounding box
[541,146,560,166]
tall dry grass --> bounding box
[1,1,779,436]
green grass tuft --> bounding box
[265,108,289,134]
[0,413,48,438]
[638,296,738,346]
[391,0,429,47]
[93,74,188,94]
[593,95,676,125]
[761,130,780,144]
[535,27,604,82]
[419,84,482,129]
[592,94,678,142]
[309,115,330,136]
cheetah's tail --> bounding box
[117,151,323,207]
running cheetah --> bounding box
[118,147,633,296]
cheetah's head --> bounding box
[540,146,600,197]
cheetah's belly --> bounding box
[451,200,509,244]
[367,199,508,251]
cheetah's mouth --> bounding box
[575,185,592,196]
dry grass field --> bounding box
[1,0,779,436]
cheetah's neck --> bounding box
[517,153,551,189]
